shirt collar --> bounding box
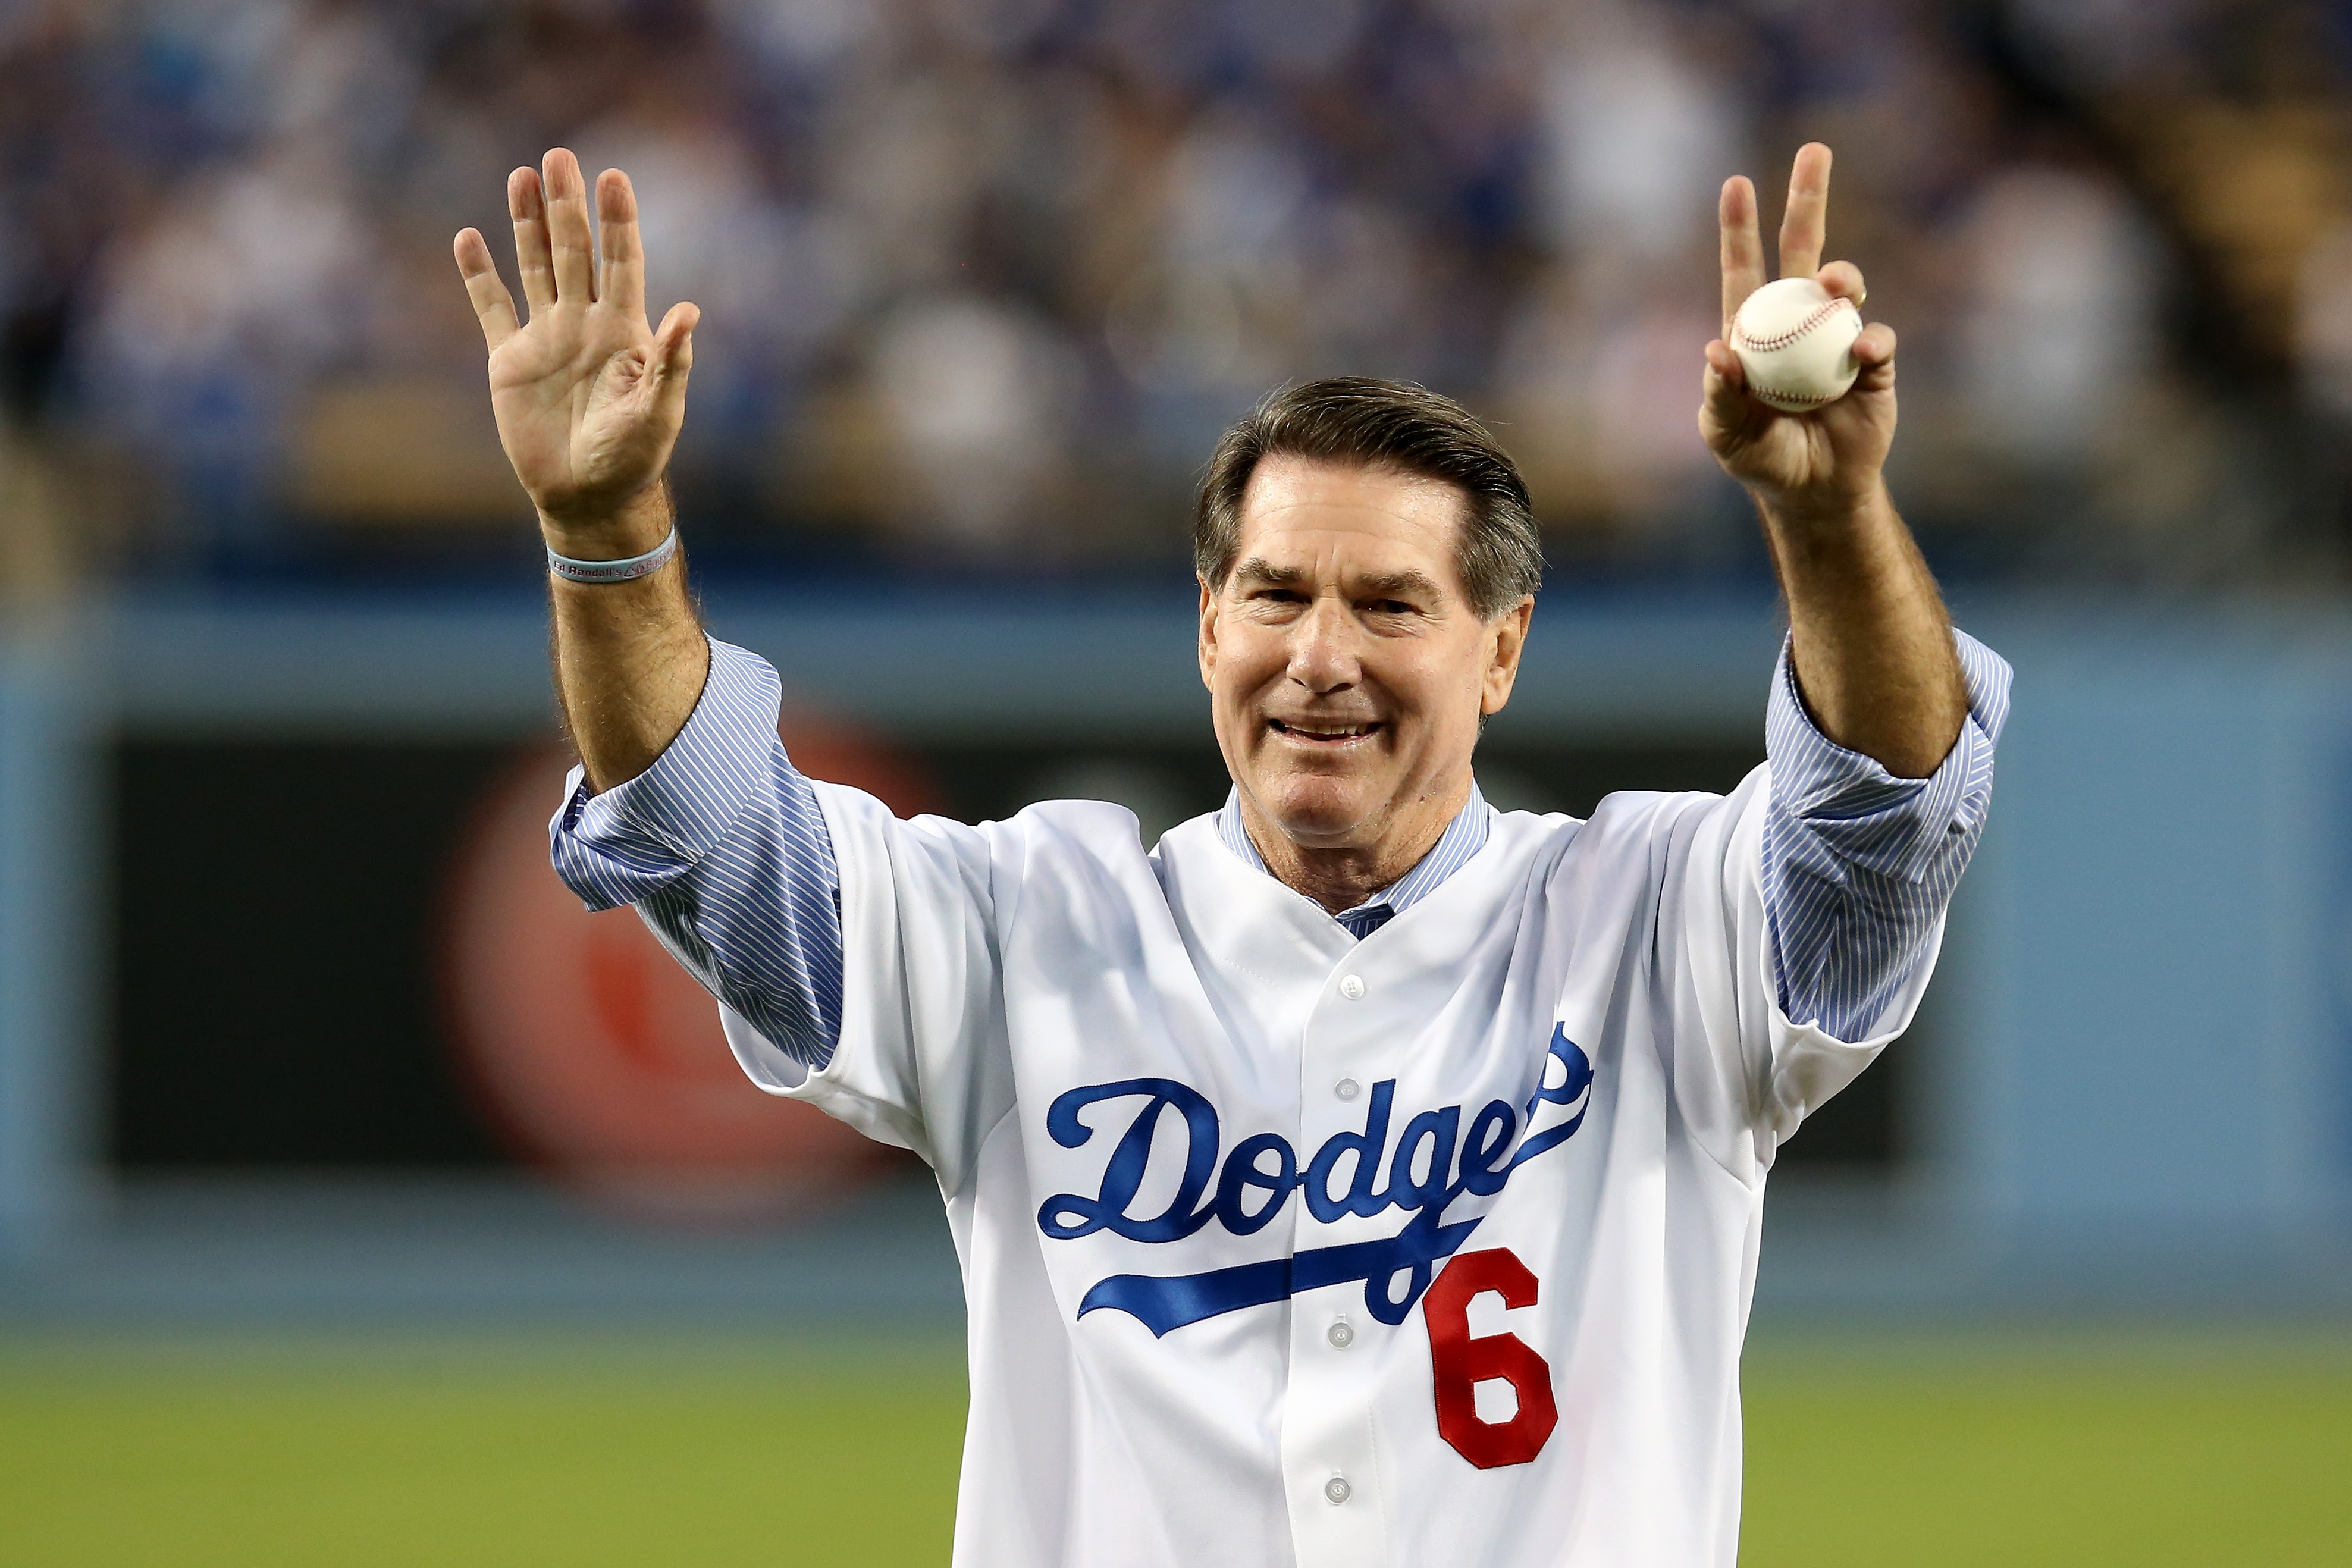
[1215,783,1491,925]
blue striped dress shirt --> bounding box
[551,631,2009,1070]
[1763,629,2010,1043]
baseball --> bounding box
[1729,275,1864,413]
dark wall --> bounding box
[110,739,518,1167]
[108,730,1901,1171]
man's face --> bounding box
[1199,455,1531,857]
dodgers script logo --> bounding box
[1037,1025,1595,1337]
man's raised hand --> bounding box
[453,149,698,548]
[1698,142,1896,520]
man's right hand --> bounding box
[456,148,711,794]
[454,148,698,551]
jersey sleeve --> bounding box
[549,637,1011,1192]
[729,783,1015,1193]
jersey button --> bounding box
[1326,1319,1354,1349]
[1324,1476,1353,1506]
[1338,974,1366,1000]
[1334,1077,1360,1102]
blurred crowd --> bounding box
[3,0,2351,593]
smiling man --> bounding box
[1197,428,1537,923]
[456,142,2006,1567]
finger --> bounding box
[1720,176,1765,334]
[1777,142,1832,280]
[509,165,556,315]
[597,168,645,319]
[453,228,521,350]
[1817,259,1866,305]
[542,148,596,303]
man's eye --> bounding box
[1366,600,1415,616]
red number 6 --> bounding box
[1423,1247,1558,1469]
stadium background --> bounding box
[2,0,2350,1562]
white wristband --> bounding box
[546,527,679,584]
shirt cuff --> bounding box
[553,636,783,868]
[1765,627,2012,881]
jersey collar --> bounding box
[1214,783,1493,932]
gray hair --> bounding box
[1194,377,1544,620]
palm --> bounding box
[454,152,697,525]
[1699,145,1895,513]
[488,302,664,511]
[1701,358,1894,501]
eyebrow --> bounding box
[1232,557,1306,588]
[1231,558,1448,602]
[1357,568,1445,600]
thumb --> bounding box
[648,302,699,409]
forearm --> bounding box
[1761,479,1965,780]
[543,485,710,792]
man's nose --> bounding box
[1286,596,1361,693]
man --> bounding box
[453,141,2005,1566]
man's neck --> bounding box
[1238,783,1472,915]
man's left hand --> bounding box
[1699,142,1895,520]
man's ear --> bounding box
[1480,596,1535,716]
[1197,576,1219,693]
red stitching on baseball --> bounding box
[1752,384,1838,407]
[1731,296,1854,353]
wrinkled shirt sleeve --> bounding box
[1762,628,2011,1042]
[548,636,846,1069]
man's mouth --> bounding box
[1268,718,1382,747]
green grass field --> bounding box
[2,1328,2346,1566]
[1739,1332,2352,1567]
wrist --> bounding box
[1754,474,1889,534]
[535,482,673,561]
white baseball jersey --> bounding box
[709,768,1928,1567]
